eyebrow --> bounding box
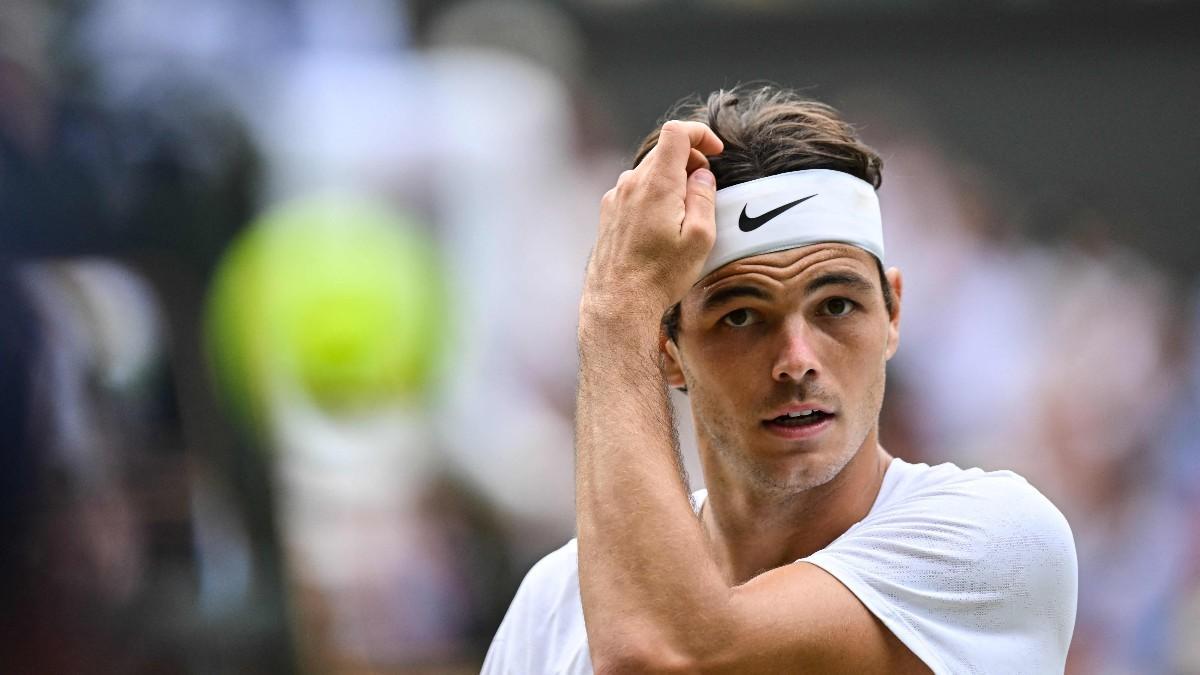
[805,272,876,295]
[700,285,772,313]
[699,271,877,313]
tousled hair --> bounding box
[634,85,882,189]
[636,85,893,344]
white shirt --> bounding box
[482,458,1078,674]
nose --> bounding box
[772,319,820,383]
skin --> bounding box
[576,120,929,672]
[667,244,903,586]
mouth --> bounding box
[761,408,835,440]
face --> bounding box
[662,244,902,497]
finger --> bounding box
[681,167,717,244]
[684,148,710,175]
[647,120,723,173]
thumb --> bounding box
[681,168,717,245]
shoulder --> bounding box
[803,459,1078,673]
[879,460,1075,557]
[483,539,592,674]
[495,538,582,634]
[856,459,1077,593]
[519,538,581,604]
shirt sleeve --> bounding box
[481,540,592,675]
[801,470,1078,675]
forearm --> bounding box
[574,306,729,662]
[573,121,732,667]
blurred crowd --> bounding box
[1,1,1196,673]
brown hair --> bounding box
[637,85,893,343]
[633,85,882,190]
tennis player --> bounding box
[483,85,1077,674]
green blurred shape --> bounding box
[207,196,447,429]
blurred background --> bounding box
[0,0,1196,673]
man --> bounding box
[483,86,1077,673]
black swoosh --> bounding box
[738,194,817,232]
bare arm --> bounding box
[575,121,926,673]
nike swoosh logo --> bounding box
[738,194,817,232]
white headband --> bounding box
[701,169,884,279]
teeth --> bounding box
[786,410,817,418]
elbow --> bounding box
[590,634,699,674]
[587,602,734,673]
[592,650,697,675]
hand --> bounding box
[583,120,724,322]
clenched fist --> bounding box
[581,120,724,325]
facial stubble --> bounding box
[682,355,888,500]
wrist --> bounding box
[578,293,668,354]
[579,290,667,329]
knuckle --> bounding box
[661,119,696,140]
[691,223,715,248]
[690,186,715,206]
[615,170,639,196]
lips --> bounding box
[767,409,832,426]
[761,405,835,440]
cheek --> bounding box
[681,358,747,425]
[693,341,772,399]
[828,320,889,367]
[852,358,889,429]
[816,327,890,408]
[689,331,757,375]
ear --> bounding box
[884,267,903,361]
[659,330,688,393]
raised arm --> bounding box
[574,120,926,673]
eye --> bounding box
[822,297,856,317]
[721,308,760,328]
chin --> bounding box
[748,444,857,495]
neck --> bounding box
[698,438,893,585]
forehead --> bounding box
[688,243,879,304]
